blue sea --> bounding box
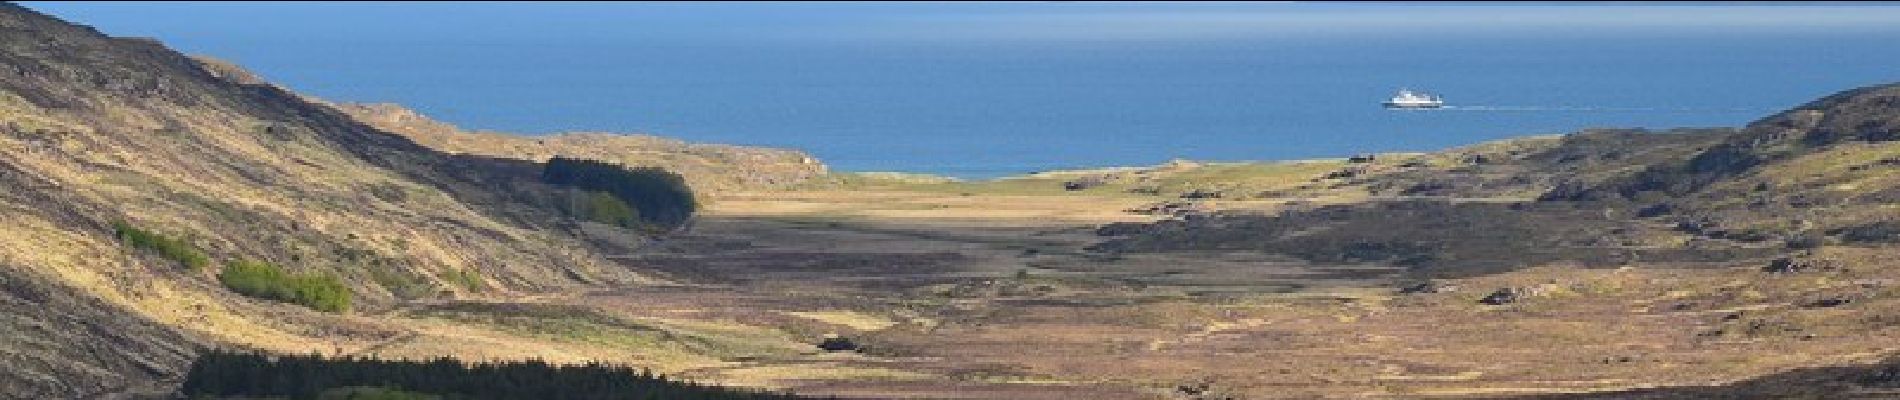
[25,2,1900,178]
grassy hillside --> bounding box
[0,3,685,396]
[10,1,1900,398]
[328,101,827,194]
[1092,86,1900,279]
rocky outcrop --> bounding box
[1518,355,1900,399]
[1094,82,1900,280]
[1763,257,1846,274]
[1545,83,1900,202]
[1398,281,1460,294]
[1477,288,1524,305]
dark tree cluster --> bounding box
[181,350,818,400]
[541,157,697,229]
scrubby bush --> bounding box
[542,157,696,229]
[1785,231,1826,249]
[368,266,434,300]
[220,260,352,313]
[442,268,485,292]
[555,190,643,228]
[1833,221,1900,244]
[112,221,211,270]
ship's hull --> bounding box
[1383,102,1444,109]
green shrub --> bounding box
[368,266,432,300]
[583,191,641,227]
[555,190,642,228]
[220,260,352,313]
[442,268,484,292]
[220,259,288,298]
[112,221,211,270]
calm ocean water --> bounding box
[26,2,1900,178]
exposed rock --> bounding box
[1398,281,1460,294]
[1804,297,1855,308]
[1784,231,1826,249]
[1095,222,1151,237]
[1179,188,1224,199]
[1323,167,1366,180]
[1763,257,1845,274]
[1635,203,1675,218]
[1173,378,1240,400]
[1479,288,1524,305]
[1400,181,1455,196]
[817,335,860,352]
[1830,221,1900,244]
[1125,201,1206,217]
[1125,185,1163,195]
[187,55,268,86]
[1064,175,1111,191]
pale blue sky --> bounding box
[24,2,1900,46]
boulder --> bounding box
[1804,297,1854,308]
[1478,288,1522,305]
[1398,281,1460,294]
[1323,168,1364,180]
[1763,257,1844,274]
[1635,203,1675,218]
[1125,201,1205,217]
[1180,188,1224,199]
[1095,222,1150,237]
[817,335,860,352]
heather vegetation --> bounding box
[219,260,352,313]
[441,268,485,292]
[180,351,814,400]
[16,2,1900,398]
[112,221,210,270]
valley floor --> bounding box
[337,175,1900,399]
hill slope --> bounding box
[1550,83,1900,247]
[329,102,826,194]
[0,3,695,396]
[1096,84,1900,279]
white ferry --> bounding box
[1383,89,1445,109]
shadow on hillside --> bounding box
[1503,355,1900,399]
[1091,199,1780,279]
[224,77,664,265]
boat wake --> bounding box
[1440,105,1766,112]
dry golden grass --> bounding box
[784,311,900,332]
